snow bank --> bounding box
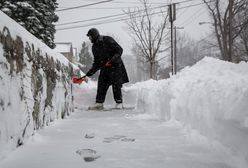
[0,11,81,158]
[126,57,248,166]
[170,57,248,165]
[124,79,172,120]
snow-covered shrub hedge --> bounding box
[0,11,79,157]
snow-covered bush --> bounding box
[0,11,79,157]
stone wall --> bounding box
[0,21,80,155]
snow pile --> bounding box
[124,79,172,120]
[125,57,248,165]
[170,57,248,126]
[0,11,80,158]
[170,57,248,164]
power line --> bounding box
[176,0,213,10]
[56,4,169,26]
[72,0,198,5]
[56,9,169,31]
[57,16,129,31]
[177,0,194,19]
[180,0,214,27]
[56,7,171,30]
[56,0,199,12]
[58,6,141,10]
[56,1,211,31]
[180,5,205,26]
[56,2,206,31]
[56,0,113,12]
[56,13,127,26]
[56,0,205,27]
[112,0,199,4]
[57,0,200,10]
[111,1,168,4]
[183,11,205,27]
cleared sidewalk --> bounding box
[0,108,235,168]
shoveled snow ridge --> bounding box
[124,57,248,166]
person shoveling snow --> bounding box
[79,28,129,110]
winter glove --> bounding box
[105,61,112,67]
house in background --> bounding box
[54,42,75,62]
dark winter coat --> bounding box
[86,35,129,85]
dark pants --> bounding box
[96,83,122,104]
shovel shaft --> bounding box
[78,75,87,80]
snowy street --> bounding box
[0,107,236,168]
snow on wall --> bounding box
[125,57,248,165]
[0,11,80,158]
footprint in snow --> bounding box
[121,137,135,142]
[103,135,126,143]
[84,133,95,139]
[103,135,135,143]
[76,149,100,162]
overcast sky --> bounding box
[54,0,211,56]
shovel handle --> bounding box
[78,75,87,80]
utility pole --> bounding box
[168,3,176,75]
[174,25,176,75]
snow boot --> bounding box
[115,103,123,109]
[88,103,104,110]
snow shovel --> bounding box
[72,75,88,85]
[72,61,111,85]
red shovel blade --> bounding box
[72,76,84,84]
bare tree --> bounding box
[176,33,203,69]
[203,0,248,62]
[234,0,248,61]
[125,0,169,79]
[131,45,149,81]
